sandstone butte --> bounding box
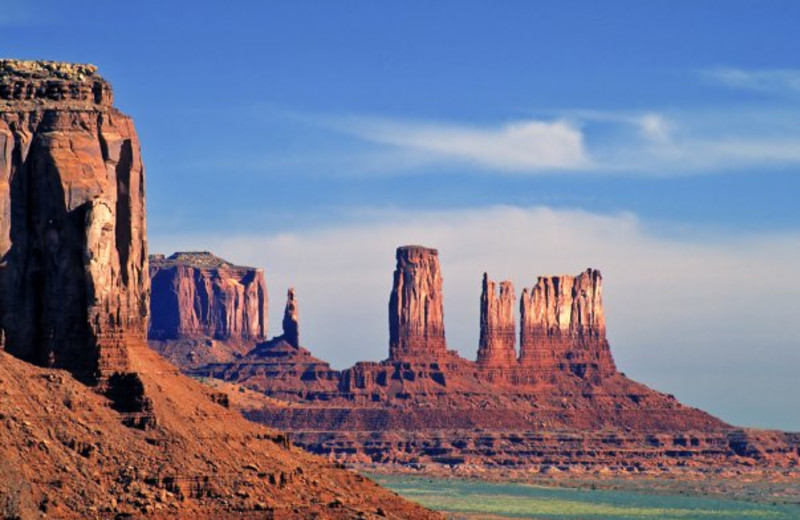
[149,251,269,369]
[186,246,800,471]
[0,60,440,520]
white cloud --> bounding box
[335,117,591,171]
[309,108,800,177]
[637,113,672,143]
[703,67,800,95]
[151,206,800,430]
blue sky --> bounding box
[5,1,800,429]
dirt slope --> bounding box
[0,346,440,519]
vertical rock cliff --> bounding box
[388,245,447,360]
[519,268,616,379]
[0,60,148,383]
[476,273,517,367]
[149,251,268,342]
[282,287,299,348]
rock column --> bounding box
[282,287,299,348]
[519,269,615,379]
[476,273,517,367]
[388,245,447,360]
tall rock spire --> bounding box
[388,245,446,360]
[519,268,615,379]
[476,273,517,367]
[282,287,299,348]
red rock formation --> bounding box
[149,252,268,342]
[0,60,147,383]
[519,268,616,380]
[282,287,299,348]
[389,246,447,360]
[0,61,439,520]
[476,273,517,367]
[193,287,343,400]
[200,247,800,471]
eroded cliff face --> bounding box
[149,252,268,342]
[389,246,447,360]
[0,60,148,383]
[519,268,616,380]
[476,273,517,367]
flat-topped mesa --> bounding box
[389,245,447,360]
[476,274,517,367]
[0,60,146,383]
[149,251,268,342]
[281,287,299,348]
[0,59,113,108]
[519,268,616,379]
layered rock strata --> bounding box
[476,273,517,367]
[389,246,447,360]
[148,251,268,368]
[0,59,147,383]
[186,245,800,471]
[519,269,616,381]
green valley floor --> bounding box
[370,474,800,520]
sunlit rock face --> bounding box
[388,245,447,360]
[476,273,517,368]
[519,268,616,380]
[0,60,148,383]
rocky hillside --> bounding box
[0,346,440,519]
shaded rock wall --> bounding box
[476,273,517,367]
[149,252,268,342]
[389,246,447,360]
[0,60,148,383]
[519,268,616,380]
[281,287,299,348]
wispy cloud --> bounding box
[703,67,800,95]
[335,117,591,171]
[152,205,800,429]
[320,109,800,177]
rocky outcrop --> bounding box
[476,273,517,367]
[192,287,343,400]
[389,246,447,360]
[519,268,616,380]
[149,252,268,342]
[281,287,299,348]
[0,60,147,383]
